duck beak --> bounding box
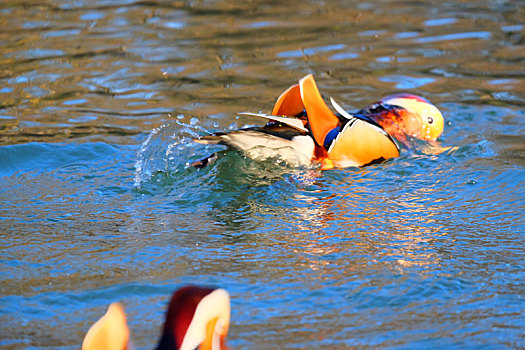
[198,316,229,350]
[299,74,341,147]
[272,83,304,117]
[82,303,129,350]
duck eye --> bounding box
[427,116,434,124]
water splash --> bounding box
[133,115,326,202]
[134,115,218,190]
[134,114,459,196]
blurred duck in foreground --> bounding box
[82,285,230,350]
[193,74,444,170]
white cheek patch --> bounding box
[179,288,231,350]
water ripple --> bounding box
[1,0,524,348]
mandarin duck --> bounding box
[193,74,444,170]
[82,285,230,350]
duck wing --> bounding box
[238,112,309,133]
[193,123,314,166]
[194,123,308,149]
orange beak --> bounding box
[198,316,229,350]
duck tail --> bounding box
[190,152,219,168]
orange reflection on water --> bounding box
[286,174,449,277]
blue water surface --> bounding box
[1,0,524,349]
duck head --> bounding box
[361,94,444,142]
[82,286,231,350]
[156,286,230,350]
[82,302,130,350]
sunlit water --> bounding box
[1,1,524,349]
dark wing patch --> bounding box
[194,124,307,145]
